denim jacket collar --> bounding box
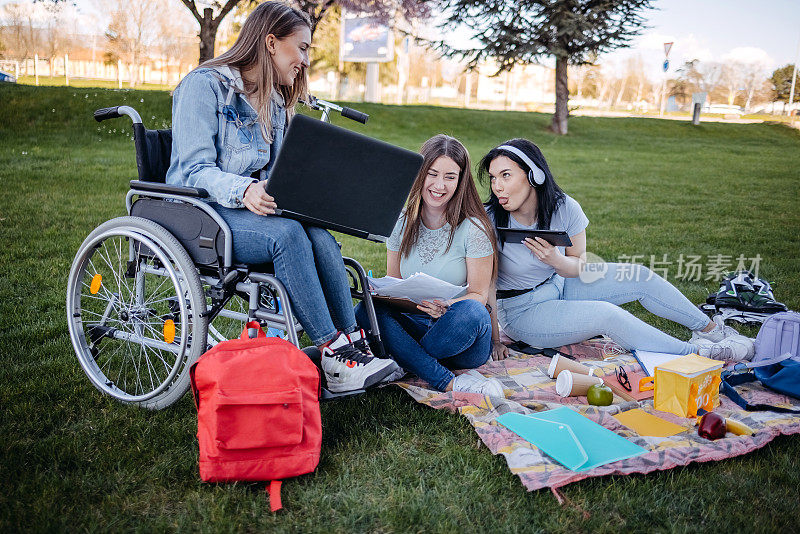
[211,65,285,115]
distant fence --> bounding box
[0,56,194,87]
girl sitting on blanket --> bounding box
[355,135,506,396]
[480,138,754,362]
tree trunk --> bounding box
[198,8,218,65]
[745,87,754,113]
[615,77,628,108]
[550,56,569,135]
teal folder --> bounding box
[497,407,647,471]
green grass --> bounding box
[16,75,177,91]
[2,83,800,532]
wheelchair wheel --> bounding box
[66,216,208,410]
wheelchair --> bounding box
[66,99,385,410]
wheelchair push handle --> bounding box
[94,106,121,122]
[340,107,369,124]
[304,95,369,124]
[93,106,143,124]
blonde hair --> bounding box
[202,2,310,141]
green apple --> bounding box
[587,384,614,406]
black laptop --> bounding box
[265,114,423,242]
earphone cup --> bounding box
[529,169,545,186]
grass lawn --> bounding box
[1,83,799,532]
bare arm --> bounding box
[448,254,493,305]
[488,283,509,360]
[523,230,586,278]
[418,254,493,318]
[386,250,401,278]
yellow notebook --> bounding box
[613,408,687,437]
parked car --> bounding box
[0,70,17,83]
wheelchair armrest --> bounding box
[129,180,209,198]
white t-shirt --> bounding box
[489,194,589,290]
[386,215,494,287]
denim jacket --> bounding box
[165,65,287,208]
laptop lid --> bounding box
[265,114,422,241]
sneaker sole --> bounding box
[325,362,401,393]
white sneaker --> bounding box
[696,335,754,362]
[346,328,374,356]
[320,333,400,393]
[347,329,406,383]
[379,366,407,383]
[691,315,755,359]
[452,370,505,398]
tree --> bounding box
[292,1,430,36]
[738,61,768,112]
[179,1,255,65]
[103,0,163,86]
[156,2,198,83]
[433,0,653,134]
[770,64,796,104]
[40,0,70,71]
[3,2,42,63]
[676,59,723,104]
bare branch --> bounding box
[179,0,202,24]
[215,0,243,24]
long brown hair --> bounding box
[202,2,310,141]
[399,134,498,278]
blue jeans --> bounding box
[497,263,711,355]
[212,204,356,346]
[356,299,492,391]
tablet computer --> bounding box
[497,228,573,247]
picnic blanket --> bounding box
[394,338,800,492]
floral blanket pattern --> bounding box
[394,339,800,491]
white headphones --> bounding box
[497,144,545,186]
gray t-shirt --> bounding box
[489,194,589,290]
[386,215,494,287]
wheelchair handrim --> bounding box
[67,228,191,403]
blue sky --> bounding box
[610,0,800,72]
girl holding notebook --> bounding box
[480,138,754,362]
[166,2,399,392]
[356,135,505,396]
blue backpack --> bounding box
[721,311,800,413]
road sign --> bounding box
[663,59,669,72]
[664,42,673,57]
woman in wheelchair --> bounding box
[165,2,399,392]
[355,135,506,397]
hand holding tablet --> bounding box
[497,228,573,248]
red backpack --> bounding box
[190,322,322,511]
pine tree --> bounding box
[435,0,653,134]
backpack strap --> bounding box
[733,352,795,372]
[721,372,800,414]
[774,318,785,358]
[267,480,282,512]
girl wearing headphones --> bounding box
[481,138,754,362]
[356,135,505,396]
